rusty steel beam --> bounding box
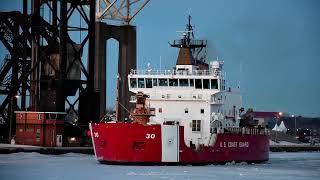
[21,0,28,110]
[96,0,150,24]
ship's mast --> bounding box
[170,15,207,64]
[186,15,193,46]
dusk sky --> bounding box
[1,0,319,117]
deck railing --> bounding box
[130,69,222,77]
[219,127,270,135]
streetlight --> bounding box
[278,112,283,116]
[291,115,297,137]
[8,95,19,144]
[275,111,283,142]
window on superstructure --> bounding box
[221,80,223,90]
[192,120,201,132]
[195,79,202,89]
[169,79,178,86]
[153,78,158,86]
[190,79,194,87]
[138,78,145,88]
[201,109,204,114]
[159,108,162,113]
[185,108,188,113]
[220,79,225,90]
[26,125,34,132]
[146,78,152,88]
[211,79,218,89]
[179,79,189,87]
[221,80,224,90]
[203,79,209,89]
[130,78,137,88]
[159,78,168,86]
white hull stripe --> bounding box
[89,123,98,160]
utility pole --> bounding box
[116,74,120,121]
[294,115,297,137]
[8,97,13,143]
[291,115,297,137]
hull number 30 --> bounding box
[146,133,155,139]
[94,132,99,138]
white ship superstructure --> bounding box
[128,60,242,148]
[127,15,244,149]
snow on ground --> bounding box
[0,143,39,148]
[269,140,305,146]
[0,152,319,180]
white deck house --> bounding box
[128,61,242,148]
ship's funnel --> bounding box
[176,47,194,65]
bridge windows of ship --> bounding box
[169,79,178,86]
[129,77,219,90]
[130,78,137,88]
[179,79,189,86]
[192,120,201,132]
[159,78,168,86]
[146,78,152,88]
[195,79,202,89]
[219,79,226,90]
[203,79,210,89]
[211,79,218,89]
[153,78,158,86]
[190,79,194,87]
[138,78,145,88]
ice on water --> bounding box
[0,152,319,180]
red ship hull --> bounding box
[90,123,269,165]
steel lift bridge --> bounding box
[0,0,150,142]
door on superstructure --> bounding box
[56,135,62,147]
[161,124,179,162]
